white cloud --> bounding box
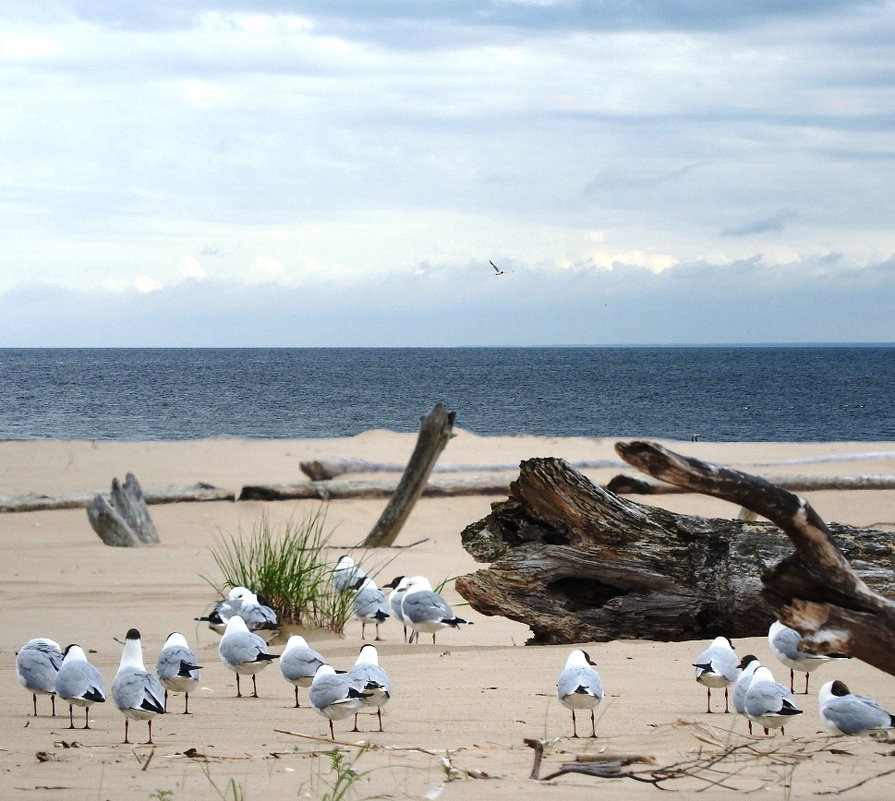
[135,275,164,293]
[179,257,206,279]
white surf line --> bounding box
[736,451,895,467]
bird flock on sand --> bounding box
[15,553,895,746]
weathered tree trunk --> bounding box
[87,473,159,547]
[607,473,895,495]
[455,457,895,645]
[616,440,895,678]
[361,403,456,547]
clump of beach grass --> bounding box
[203,506,357,634]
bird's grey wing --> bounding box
[310,675,348,708]
[281,648,325,681]
[827,695,892,732]
[348,664,390,694]
[772,626,803,659]
[221,631,268,665]
[17,650,60,692]
[113,668,164,713]
[403,591,451,624]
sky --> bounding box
[1,1,894,347]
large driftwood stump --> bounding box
[616,440,895,678]
[87,473,159,547]
[455,457,895,645]
[361,403,456,547]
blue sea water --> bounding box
[0,347,892,442]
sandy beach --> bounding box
[3,431,895,800]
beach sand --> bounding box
[2,431,895,800]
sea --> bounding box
[0,346,893,442]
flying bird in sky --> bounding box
[489,260,504,275]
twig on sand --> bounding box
[525,727,812,791]
[272,728,447,756]
[816,765,895,795]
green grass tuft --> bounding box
[203,506,356,634]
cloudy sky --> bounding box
[1,1,893,346]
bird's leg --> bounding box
[803,673,809,695]
[123,719,131,744]
[375,624,382,642]
[352,713,361,733]
[377,708,384,732]
[68,704,75,729]
[50,694,56,717]
[84,707,91,729]
[144,720,154,745]
[252,674,259,698]
[164,689,169,712]
[236,674,242,698]
[431,633,436,646]
[32,693,38,717]
[589,709,597,738]
[705,686,712,714]
[747,719,752,735]
[361,622,367,640]
[571,710,579,738]
[724,687,730,713]
[183,692,191,714]
[789,668,795,694]
[329,720,335,740]
[294,687,300,708]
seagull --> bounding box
[347,644,391,732]
[55,644,106,729]
[400,575,473,645]
[279,634,326,708]
[308,664,371,740]
[352,576,390,640]
[732,654,761,734]
[218,615,278,698]
[556,649,603,738]
[819,680,895,736]
[768,620,851,694]
[195,586,251,634]
[231,589,279,638]
[693,636,739,713]
[332,554,367,593]
[155,632,202,714]
[16,638,63,717]
[744,665,802,735]
[489,260,504,276]
[383,575,410,642]
[111,628,166,744]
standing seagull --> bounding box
[744,665,802,735]
[218,615,278,698]
[693,636,739,713]
[732,654,762,734]
[308,664,371,740]
[347,644,391,732]
[55,644,106,729]
[155,632,202,714]
[279,634,326,708]
[332,554,367,592]
[111,628,166,744]
[556,649,604,738]
[16,638,64,717]
[384,576,410,642]
[819,680,895,736]
[400,575,473,645]
[768,620,851,694]
[352,577,390,641]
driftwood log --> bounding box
[616,440,895,678]
[86,473,160,547]
[455,456,895,645]
[361,403,456,547]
